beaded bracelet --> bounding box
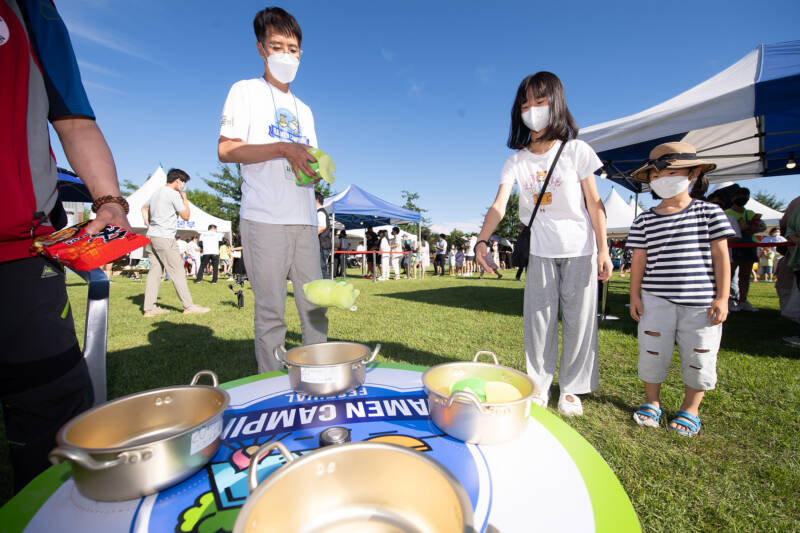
[91,195,130,214]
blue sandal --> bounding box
[633,403,662,427]
[668,410,701,437]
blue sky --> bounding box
[53,0,800,232]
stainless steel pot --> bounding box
[422,351,539,445]
[48,370,229,501]
[274,342,380,396]
[233,441,476,533]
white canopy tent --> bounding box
[126,166,232,239]
[603,188,636,236]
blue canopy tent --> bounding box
[322,184,422,229]
[322,184,422,279]
[580,40,800,193]
[56,167,92,202]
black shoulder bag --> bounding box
[511,140,567,267]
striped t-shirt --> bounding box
[627,200,734,306]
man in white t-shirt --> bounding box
[218,7,327,373]
[195,224,223,283]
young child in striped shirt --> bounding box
[627,142,734,437]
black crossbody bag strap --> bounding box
[524,139,567,229]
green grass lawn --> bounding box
[1,268,799,532]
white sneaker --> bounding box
[738,300,759,312]
[558,393,583,416]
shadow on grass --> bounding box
[600,278,800,360]
[379,285,524,316]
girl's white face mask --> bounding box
[650,175,690,198]
[521,105,550,132]
[267,52,300,84]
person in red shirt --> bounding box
[0,0,130,491]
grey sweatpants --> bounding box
[241,219,328,374]
[524,254,599,395]
[144,236,194,311]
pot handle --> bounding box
[273,345,288,367]
[190,370,219,387]
[247,441,295,493]
[357,343,381,368]
[473,351,499,365]
[446,390,487,413]
[48,447,152,470]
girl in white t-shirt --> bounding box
[475,72,612,416]
[419,240,430,279]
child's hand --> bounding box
[708,297,728,325]
[630,294,643,322]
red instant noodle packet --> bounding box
[31,221,150,271]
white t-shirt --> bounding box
[379,237,390,252]
[467,235,477,256]
[177,239,188,255]
[220,78,318,225]
[500,139,602,258]
[389,234,402,250]
[187,241,201,258]
[199,231,222,256]
[317,210,327,231]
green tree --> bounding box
[754,190,786,212]
[314,180,335,198]
[199,163,243,231]
[489,191,520,239]
[120,178,141,197]
[447,229,466,249]
[398,190,431,235]
[186,190,227,220]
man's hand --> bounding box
[85,203,132,235]
[707,297,728,326]
[597,250,613,282]
[282,143,318,181]
[630,294,643,322]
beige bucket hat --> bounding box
[631,141,717,183]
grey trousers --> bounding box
[144,236,194,311]
[523,254,599,395]
[241,219,328,374]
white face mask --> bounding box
[267,52,300,84]
[521,105,550,132]
[650,175,690,198]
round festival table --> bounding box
[0,363,640,533]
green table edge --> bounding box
[0,361,639,533]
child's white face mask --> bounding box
[650,175,690,198]
[521,105,550,132]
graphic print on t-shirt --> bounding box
[523,169,559,206]
[268,106,309,144]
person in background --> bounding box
[316,192,332,278]
[142,169,210,317]
[628,142,733,437]
[230,232,246,280]
[186,234,201,277]
[475,71,612,416]
[176,235,188,274]
[389,227,403,280]
[456,247,465,276]
[466,233,477,276]
[447,245,456,276]
[365,226,379,279]
[411,242,421,279]
[195,224,223,284]
[619,245,633,278]
[725,187,765,312]
[219,238,232,277]
[218,7,328,373]
[378,229,390,281]
[335,230,350,277]
[434,233,447,276]
[776,197,800,325]
[0,0,133,491]
[758,244,775,282]
[419,238,430,278]
[491,241,504,279]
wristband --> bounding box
[92,195,130,214]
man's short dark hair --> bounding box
[253,7,302,45]
[315,191,325,203]
[392,227,400,234]
[166,168,190,183]
[440,234,446,239]
[208,224,217,230]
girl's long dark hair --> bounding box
[507,71,578,149]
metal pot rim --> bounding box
[55,382,230,454]
[421,361,537,407]
[240,442,474,528]
[279,342,373,368]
